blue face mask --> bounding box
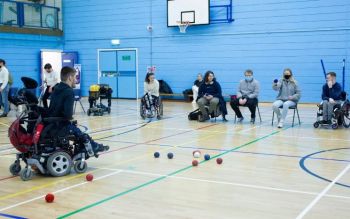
[245,76,253,81]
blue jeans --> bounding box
[0,84,9,114]
[67,123,98,151]
[272,100,296,122]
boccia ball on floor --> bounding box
[192,150,201,158]
[86,174,93,181]
[167,152,174,159]
[45,193,55,203]
[154,152,160,158]
[204,154,210,161]
[216,158,223,165]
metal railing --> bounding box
[0,0,60,30]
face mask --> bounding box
[284,75,291,80]
[245,76,253,81]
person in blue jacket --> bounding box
[197,71,227,122]
[321,72,343,124]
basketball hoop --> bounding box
[177,21,191,33]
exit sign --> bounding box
[122,55,131,61]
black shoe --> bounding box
[199,114,210,122]
[237,117,244,123]
[95,144,110,154]
[0,113,7,118]
[250,118,255,124]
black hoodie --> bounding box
[48,82,74,120]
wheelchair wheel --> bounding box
[140,104,146,119]
[331,123,338,129]
[343,111,350,128]
[20,167,33,181]
[74,160,88,173]
[157,101,163,120]
[313,122,319,128]
[47,151,72,177]
[9,162,21,176]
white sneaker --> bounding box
[277,121,284,128]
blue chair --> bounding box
[73,89,86,113]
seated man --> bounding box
[321,72,343,124]
[230,69,260,124]
[48,66,109,156]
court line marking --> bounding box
[299,148,350,188]
[57,126,290,218]
[99,139,350,163]
[0,170,123,213]
[0,122,218,200]
[0,124,220,209]
[295,164,350,219]
[0,212,27,219]
[0,121,259,207]
[97,167,350,200]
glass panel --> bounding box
[23,4,41,27]
[41,6,56,28]
[0,1,18,26]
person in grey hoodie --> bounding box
[230,69,260,124]
[272,68,301,128]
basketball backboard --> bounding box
[167,0,210,27]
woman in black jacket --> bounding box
[197,71,227,122]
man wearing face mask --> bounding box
[49,66,109,157]
[0,59,10,117]
[230,69,260,124]
[321,72,343,124]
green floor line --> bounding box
[57,126,290,219]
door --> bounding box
[98,49,137,99]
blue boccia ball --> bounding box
[167,152,174,159]
[204,154,211,161]
[154,152,160,158]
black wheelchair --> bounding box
[140,93,163,120]
[313,92,350,129]
[8,78,93,181]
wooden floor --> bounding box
[0,99,349,219]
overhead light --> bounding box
[111,39,120,45]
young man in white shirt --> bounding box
[0,59,10,117]
[42,63,59,108]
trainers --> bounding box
[96,144,109,152]
[237,117,244,123]
[250,118,255,124]
[0,113,7,118]
[199,114,210,122]
[277,121,284,128]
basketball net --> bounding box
[177,21,190,33]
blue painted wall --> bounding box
[2,0,349,102]
[0,32,63,88]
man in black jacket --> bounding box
[49,66,109,156]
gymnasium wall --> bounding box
[1,0,348,102]
[0,33,63,87]
[63,0,350,102]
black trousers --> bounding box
[230,98,258,118]
[42,86,52,109]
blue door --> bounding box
[98,49,137,98]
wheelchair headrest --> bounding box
[21,77,38,89]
